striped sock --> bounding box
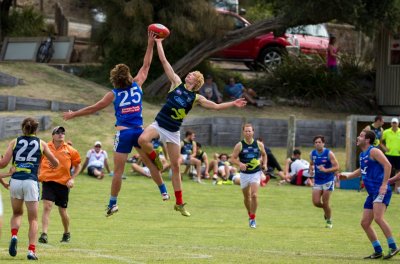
[372,240,383,253]
[387,236,397,250]
[108,196,117,208]
[158,183,167,195]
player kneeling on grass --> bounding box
[339,130,400,259]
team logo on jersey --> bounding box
[361,166,368,175]
[122,105,141,114]
[176,89,182,95]
[174,96,187,107]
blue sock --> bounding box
[108,196,117,207]
[158,183,167,194]
[387,236,397,250]
[372,240,383,253]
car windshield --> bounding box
[286,24,329,38]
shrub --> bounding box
[7,7,45,37]
[249,53,376,112]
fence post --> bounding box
[7,96,16,111]
[286,115,296,158]
[51,101,60,111]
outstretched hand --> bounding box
[63,110,74,121]
[233,98,247,108]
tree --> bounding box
[146,0,400,95]
[0,0,13,40]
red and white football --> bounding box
[148,23,170,39]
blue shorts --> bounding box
[364,191,392,209]
[113,128,143,153]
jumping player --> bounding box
[63,32,169,217]
[138,37,246,217]
[340,130,400,259]
[309,135,339,228]
[230,123,267,228]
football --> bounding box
[148,23,170,39]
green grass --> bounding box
[1,172,400,263]
[0,62,388,263]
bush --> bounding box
[248,53,376,112]
[7,7,45,37]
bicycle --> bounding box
[36,34,55,63]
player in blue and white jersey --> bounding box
[64,33,169,217]
[339,130,400,259]
[309,135,339,228]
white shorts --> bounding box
[9,179,40,202]
[150,121,180,146]
[313,180,335,191]
[181,154,191,165]
[240,171,261,189]
[142,167,151,177]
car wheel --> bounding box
[259,47,284,70]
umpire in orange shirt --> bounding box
[38,126,81,244]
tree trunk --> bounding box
[0,0,13,40]
[145,16,286,96]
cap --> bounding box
[205,74,212,79]
[94,141,102,147]
[391,118,399,123]
[52,126,65,135]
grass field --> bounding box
[0,62,395,263]
[1,168,400,263]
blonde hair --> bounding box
[109,64,133,88]
[21,117,39,135]
[191,71,204,91]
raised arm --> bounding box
[133,32,156,87]
[155,38,181,88]
[197,95,246,110]
[63,92,114,121]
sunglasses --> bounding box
[95,145,101,148]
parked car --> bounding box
[211,10,330,70]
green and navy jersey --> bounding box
[196,150,205,163]
[239,139,261,174]
[360,145,389,195]
[112,82,143,128]
[181,139,193,155]
[12,135,42,181]
[368,124,383,146]
[155,83,198,132]
[311,148,334,184]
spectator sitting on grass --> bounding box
[224,77,257,106]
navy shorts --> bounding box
[41,181,69,208]
[114,127,143,153]
[364,191,392,209]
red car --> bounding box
[212,10,330,70]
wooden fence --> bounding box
[181,117,346,148]
[0,116,51,140]
[0,95,87,112]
